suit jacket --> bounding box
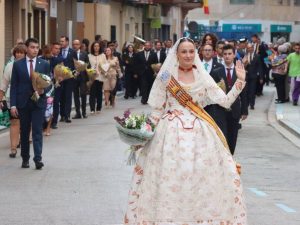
[204,60,225,130]
[40,55,64,79]
[10,57,50,109]
[60,47,75,71]
[245,53,263,80]
[209,58,224,73]
[133,50,157,79]
[155,50,166,64]
[208,66,248,119]
[122,52,135,74]
[73,50,90,83]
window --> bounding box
[230,0,255,4]
[295,0,300,6]
[111,25,116,42]
[271,0,290,5]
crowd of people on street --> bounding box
[0,32,299,169]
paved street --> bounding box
[0,87,299,225]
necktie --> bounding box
[218,58,222,64]
[204,62,209,72]
[157,51,160,62]
[29,59,33,79]
[77,51,80,60]
[226,68,232,88]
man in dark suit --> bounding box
[72,39,90,119]
[215,40,225,65]
[201,43,223,73]
[10,38,50,169]
[237,37,248,59]
[243,43,263,109]
[133,41,157,104]
[208,44,248,155]
[59,36,75,123]
[163,39,173,56]
[154,41,166,64]
[251,34,269,92]
[49,42,64,129]
[202,43,225,136]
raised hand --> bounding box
[235,60,246,81]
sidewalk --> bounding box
[275,100,300,138]
[267,86,300,147]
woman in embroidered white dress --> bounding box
[124,38,247,225]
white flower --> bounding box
[132,120,136,128]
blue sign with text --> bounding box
[222,24,262,33]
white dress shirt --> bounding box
[225,63,235,79]
[156,50,161,62]
[217,55,224,65]
[26,56,37,77]
[202,59,213,73]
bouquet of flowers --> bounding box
[86,68,97,93]
[74,59,88,73]
[114,110,155,165]
[31,72,52,102]
[151,63,162,76]
[217,78,226,93]
[53,64,74,86]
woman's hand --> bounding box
[235,60,246,81]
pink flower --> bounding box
[145,123,152,132]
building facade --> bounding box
[0,1,5,75]
[187,0,300,42]
[48,0,77,44]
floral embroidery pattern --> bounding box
[124,72,247,225]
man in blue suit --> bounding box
[10,38,50,169]
[59,36,75,123]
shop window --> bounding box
[230,0,255,4]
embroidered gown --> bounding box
[124,68,247,225]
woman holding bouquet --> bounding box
[99,47,122,108]
[124,38,247,224]
[0,44,26,158]
[88,41,104,114]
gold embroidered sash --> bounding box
[167,75,229,150]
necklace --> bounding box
[178,65,196,72]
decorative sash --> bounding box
[166,75,229,150]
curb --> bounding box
[267,91,300,148]
[275,102,300,138]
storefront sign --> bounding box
[150,18,161,29]
[222,24,261,32]
[271,25,292,33]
